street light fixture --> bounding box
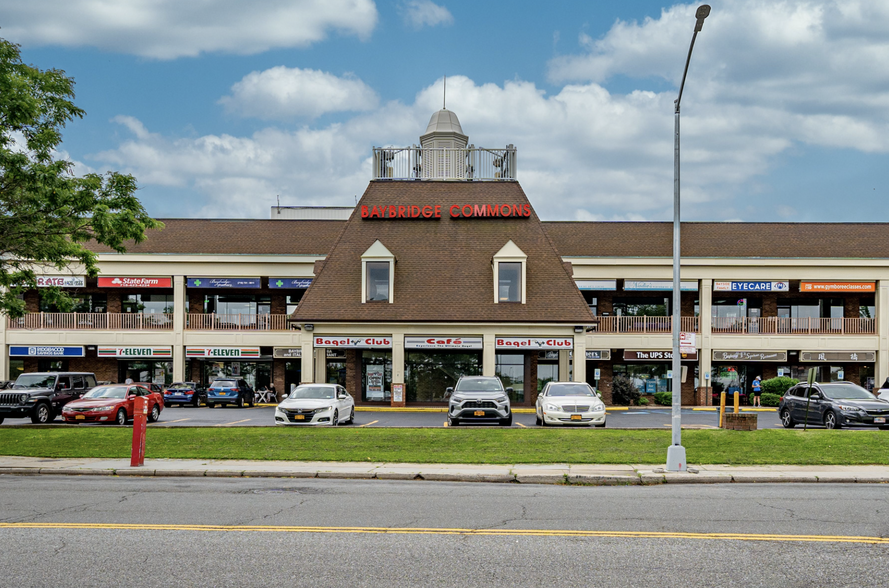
[666,4,711,473]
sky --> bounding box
[2,0,889,222]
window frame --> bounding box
[492,240,527,304]
[361,240,396,304]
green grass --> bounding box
[2,427,889,465]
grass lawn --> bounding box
[1,427,889,465]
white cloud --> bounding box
[219,67,379,120]
[399,0,453,29]
[0,0,379,59]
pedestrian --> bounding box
[752,375,762,407]
[268,382,277,402]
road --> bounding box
[0,475,887,587]
[1,406,783,429]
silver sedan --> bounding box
[535,382,606,427]
[274,384,355,426]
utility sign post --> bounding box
[803,367,817,431]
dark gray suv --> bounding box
[446,376,512,426]
[0,372,98,424]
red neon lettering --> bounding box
[496,339,504,346]
[473,205,486,217]
[361,206,369,218]
[462,205,473,217]
[523,204,531,216]
[487,204,499,216]
[389,206,397,218]
[397,206,406,218]
[422,205,433,218]
[370,206,380,218]
[500,204,512,217]
[410,206,420,217]
[512,204,522,217]
[434,205,441,218]
[450,205,461,217]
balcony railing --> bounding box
[711,317,876,335]
[185,313,290,331]
[7,313,174,330]
[372,146,516,180]
[593,316,700,333]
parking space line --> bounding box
[214,419,252,426]
[154,418,191,425]
[516,422,527,428]
[359,420,379,428]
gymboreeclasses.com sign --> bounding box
[186,347,261,358]
[98,347,172,358]
[314,337,392,349]
[405,337,483,350]
[713,281,789,292]
[495,337,573,350]
[10,346,84,357]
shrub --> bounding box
[653,391,673,406]
[760,393,781,407]
[611,375,641,406]
[762,376,799,396]
[638,396,650,405]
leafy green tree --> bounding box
[0,37,162,317]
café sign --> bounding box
[714,281,789,292]
[186,347,261,358]
[36,275,86,288]
[9,346,84,357]
[314,336,392,349]
[713,350,787,362]
[495,337,573,350]
[405,337,483,350]
[623,350,698,361]
[98,347,173,358]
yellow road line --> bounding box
[154,418,191,424]
[516,422,527,428]
[1,523,886,544]
[214,419,252,426]
[359,420,379,428]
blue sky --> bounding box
[3,0,888,222]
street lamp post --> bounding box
[666,4,711,473]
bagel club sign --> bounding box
[314,336,392,349]
[361,203,531,220]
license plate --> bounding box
[220,392,227,395]
[474,410,485,416]
[875,417,886,424]
[570,414,582,420]
[294,415,305,420]
[75,415,85,420]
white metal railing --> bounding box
[372,146,516,180]
[186,313,290,331]
[7,313,174,330]
[592,316,700,333]
[711,317,876,335]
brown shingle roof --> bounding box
[543,222,889,258]
[293,181,593,323]
[85,219,344,255]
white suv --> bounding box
[446,376,512,426]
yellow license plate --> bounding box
[294,415,305,420]
[570,414,582,420]
[220,392,227,395]
[75,415,85,420]
[474,410,485,416]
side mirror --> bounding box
[506,387,514,394]
[445,387,454,397]
[281,393,289,400]
[337,393,347,400]
[810,393,822,400]
[597,391,603,398]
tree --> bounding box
[0,37,162,317]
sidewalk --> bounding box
[0,456,884,485]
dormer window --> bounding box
[361,240,396,304]
[492,240,527,304]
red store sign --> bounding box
[314,336,392,349]
[98,277,172,288]
[496,337,573,350]
[361,203,531,220]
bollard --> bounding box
[131,396,148,467]
[719,391,726,427]
[733,390,740,414]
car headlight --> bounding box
[314,406,330,413]
[20,394,29,403]
[495,396,508,403]
[545,403,560,411]
[837,404,860,412]
[593,403,606,412]
[450,395,465,403]
[91,406,115,412]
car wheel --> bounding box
[331,410,338,427]
[148,405,160,423]
[780,408,796,428]
[237,396,245,408]
[346,408,355,425]
[824,411,841,429]
[448,416,459,427]
[115,409,127,426]
[500,414,513,427]
[0,417,4,425]
[31,403,52,424]
[192,397,201,408]
[535,410,541,426]
[248,395,255,408]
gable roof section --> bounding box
[293,181,593,323]
[543,221,889,259]
[85,219,344,255]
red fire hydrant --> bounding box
[131,396,148,467]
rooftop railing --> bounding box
[186,313,290,331]
[372,146,516,180]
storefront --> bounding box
[313,336,393,403]
[185,346,271,389]
[7,345,85,381]
[614,349,699,402]
[97,346,174,386]
[273,347,303,395]
[404,337,482,402]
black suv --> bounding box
[0,372,98,424]
[779,382,889,429]
[446,376,513,426]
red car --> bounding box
[62,384,163,425]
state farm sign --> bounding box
[314,336,392,349]
[495,337,573,350]
[98,277,172,288]
[405,337,483,350]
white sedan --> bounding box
[275,384,355,426]
[536,382,606,427]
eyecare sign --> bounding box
[714,281,789,292]
[361,203,532,220]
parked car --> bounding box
[206,378,255,408]
[62,384,163,425]
[0,372,97,425]
[274,384,355,426]
[536,381,606,427]
[164,381,204,407]
[445,376,512,426]
[779,382,889,429]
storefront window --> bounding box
[777,298,843,319]
[495,353,524,402]
[537,351,559,392]
[202,361,269,389]
[286,294,305,314]
[612,297,669,316]
[778,365,848,384]
[366,262,390,302]
[613,364,673,394]
[361,351,392,401]
[582,294,598,315]
[38,359,67,372]
[284,361,302,395]
[8,359,24,381]
[498,262,522,302]
[860,295,875,319]
[40,293,107,313]
[120,361,173,386]
[405,351,481,402]
[204,294,270,315]
[123,294,173,314]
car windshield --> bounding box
[168,383,192,390]
[290,386,335,400]
[820,384,876,400]
[13,374,56,389]
[455,378,504,392]
[547,384,595,397]
[83,386,128,399]
[211,380,237,388]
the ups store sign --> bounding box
[623,350,698,361]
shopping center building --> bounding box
[2,109,888,406]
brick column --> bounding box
[346,350,360,400]
[173,275,185,382]
[599,362,614,405]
